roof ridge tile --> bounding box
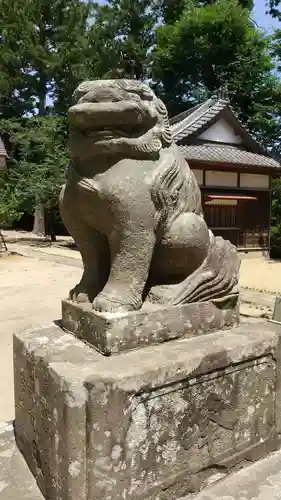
[171,97,228,140]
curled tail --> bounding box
[147,233,240,308]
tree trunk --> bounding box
[0,229,7,253]
[33,203,46,236]
[45,209,57,242]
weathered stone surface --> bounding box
[14,325,92,500]
[59,79,240,315]
[14,320,281,500]
[4,424,281,500]
[62,297,239,355]
[0,426,44,500]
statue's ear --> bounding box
[72,81,97,105]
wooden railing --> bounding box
[211,228,268,248]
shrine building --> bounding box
[171,95,281,257]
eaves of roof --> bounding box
[171,95,269,156]
[0,137,7,157]
[179,144,281,171]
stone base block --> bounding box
[61,297,239,355]
[14,320,281,500]
[0,425,44,500]
[191,448,281,500]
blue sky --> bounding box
[253,0,279,30]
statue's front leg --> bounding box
[93,214,155,313]
[60,183,110,303]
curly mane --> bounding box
[150,145,203,234]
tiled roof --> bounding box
[0,137,7,157]
[171,96,229,142]
[179,144,281,170]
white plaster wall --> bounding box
[240,173,269,189]
[205,170,238,187]
[192,169,203,185]
[0,157,6,172]
[199,118,243,144]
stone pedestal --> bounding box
[14,318,281,500]
[61,298,239,355]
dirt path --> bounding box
[240,258,281,295]
[0,253,81,423]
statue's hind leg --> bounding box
[59,184,110,303]
[147,212,240,306]
[151,212,211,282]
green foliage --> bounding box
[267,0,281,19]
[0,0,35,118]
[0,0,91,233]
[152,0,276,117]
[270,178,281,253]
[0,0,92,117]
[0,176,24,225]
[18,117,68,208]
[158,0,253,23]
[88,0,157,80]
[0,117,68,225]
[50,0,94,114]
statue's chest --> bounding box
[71,179,113,232]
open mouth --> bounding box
[86,124,150,141]
[68,100,157,132]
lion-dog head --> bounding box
[68,79,173,160]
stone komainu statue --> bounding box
[59,79,240,313]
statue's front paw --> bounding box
[92,288,142,313]
[69,285,91,303]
